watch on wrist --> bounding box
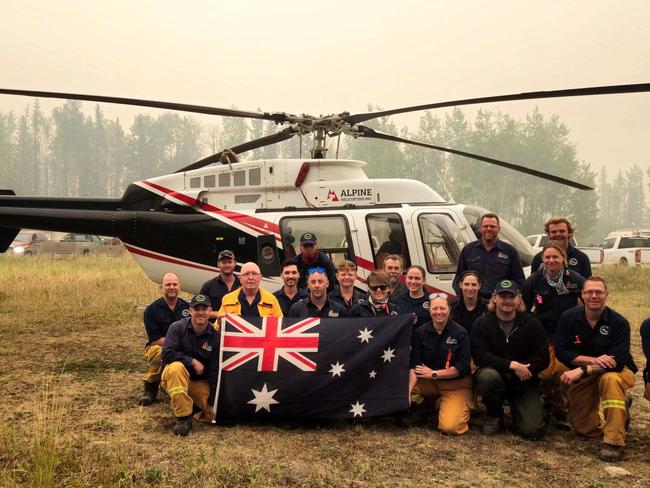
[580,365,589,376]
[431,370,438,379]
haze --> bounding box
[2,0,649,175]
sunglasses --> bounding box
[428,292,449,300]
[308,266,326,274]
[369,284,388,291]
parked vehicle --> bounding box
[37,234,124,256]
[598,234,650,266]
[6,230,50,255]
[526,233,603,268]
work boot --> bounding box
[398,404,427,428]
[553,412,572,432]
[173,415,193,436]
[481,416,503,436]
[138,381,159,406]
[599,444,624,461]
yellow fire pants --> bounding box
[143,344,163,383]
[161,361,213,422]
[567,367,634,446]
[412,376,473,435]
[538,341,569,416]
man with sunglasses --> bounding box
[290,232,337,292]
[288,267,348,318]
[350,271,403,318]
[555,276,637,461]
[218,262,283,318]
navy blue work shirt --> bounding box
[410,320,471,378]
[555,306,637,373]
[199,275,241,311]
[531,244,592,278]
[287,297,349,318]
[453,239,525,299]
[395,293,430,329]
[143,297,190,345]
[328,285,366,311]
[239,290,261,317]
[273,287,309,316]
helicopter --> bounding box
[1,83,649,295]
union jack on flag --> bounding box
[221,315,320,372]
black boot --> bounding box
[138,381,159,406]
[173,415,193,436]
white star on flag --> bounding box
[369,370,377,379]
[329,361,346,377]
[381,347,396,363]
[349,401,366,417]
[247,383,279,413]
[357,327,374,343]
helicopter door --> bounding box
[365,213,411,270]
[414,212,466,285]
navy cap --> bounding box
[300,232,317,246]
[218,249,235,261]
[493,280,519,295]
[190,294,211,308]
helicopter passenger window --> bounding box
[190,177,201,189]
[204,175,216,188]
[234,170,246,187]
[249,168,261,186]
[418,213,464,274]
[219,173,231,187]
[366,214,410,269]
[279,216,354,266]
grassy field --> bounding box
[0,255,649,487]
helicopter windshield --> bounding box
[462,205,534,267]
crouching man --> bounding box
[556,276,637,461]
[471,280,549,439]
[404,293,472,435]
[161,294,220,436]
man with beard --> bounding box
[384,254,406,299]
[291,232,336,292]
[288,267,348,318]
[199,250,241,320]
[453,213,525,303]
[139,272,190,406]
[273,260,308,316]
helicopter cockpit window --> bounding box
[279,216,354,266]
[204,175,216,188]
[249,168,261,186]
[234,170,246,187]
[219,173,231,187]
[418,213,464,273]
[189,177,201,189]
[366,213,410,269]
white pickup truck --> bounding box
[38,233,124,256]
[597,234,650,266]
[526,234,603,268]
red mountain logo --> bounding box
[327,190,339,202]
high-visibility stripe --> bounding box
[168,386,188,396]
[600,399,626,410]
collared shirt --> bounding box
[239,290,262,317]
[531,244,592,278]
[291,252,337,292]
[453,239,525,298]
[395,292,430,328]
[287,297,349,318]
[219,287,284,318]
[199,275,241,311]
[274,287,309,316]
[162,317,220,403]
[450,299,486,335]
[555,306,637,373]
[521,269,584,336]
[328,285,366,310]
[410,320,471,378]
[143,297,190,345]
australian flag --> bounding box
[213,314,412,421]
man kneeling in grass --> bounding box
[161,294,220,436]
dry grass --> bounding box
[0,255,649,487]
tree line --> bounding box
[0,100,647,245]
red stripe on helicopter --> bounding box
[140,180,282,238]
[125,244,218,272]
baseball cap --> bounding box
[493,280,519,295]
[300,232,317,246]
[190,294,211,308]
[218,249,235,261]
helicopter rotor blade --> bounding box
[0,88,290,123]
[175,126,299,173]
[345,83,650,125]
[355,126,593,190]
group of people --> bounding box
[137,219,650,462]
